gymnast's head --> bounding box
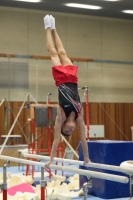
[61,120,76,136]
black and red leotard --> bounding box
[52,65,82,119]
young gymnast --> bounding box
[43,14,90,167]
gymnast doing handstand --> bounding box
[43,14,90,168]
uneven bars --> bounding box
[61,135,79,158]
[0,99,5,107]
[0,93,29,155]
[0,155,128,184]
[22,153,133,175]
[29,93,38,104]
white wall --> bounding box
[0,6,133,102]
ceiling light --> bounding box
[103,0,120,1]
[15,0,41,2]
[65,3,102,10]
[123,10,133,14]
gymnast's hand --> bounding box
[83,159,91,167]
[45,160,52,169]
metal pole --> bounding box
[2,161,10,200]
[83,182,88,200]
[7,56,11,133]
[23,153,133,176]
[79,86,90,140]
[85,86,90,140]
[60,135,79,158]
[82,179,92,200]
[41,167,46,200]
[3,165,7,200]
[129,176,133,199]
[35,59,38,102]
[0,155,129,184]
[27,93,30,143]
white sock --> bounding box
[43,15,51,30]
[50,15,55,30]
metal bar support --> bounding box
[0,161,10,200]
[41,167,47,200]
[82,178,92,200]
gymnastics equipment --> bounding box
[0,161,10,200]
[23,153,133,198]
[28,102,65,178]
[23,150,133,199]
[1,135,21,144]
[0,99,8,141]
[78,86,104,140]
[78,86,90,140]
[22,153,133,175]
[0,98,8,138]
[0,93,39,155]
[131,127,133,141]
[120,161,133,199]
[0,99,5,107]
[23,152,133,199]
[0,93,29,155]
[0,154,129,200]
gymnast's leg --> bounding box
[43,15,61,66]
[50,15,73,66]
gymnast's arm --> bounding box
[45,106,62,168]
[76,108,90,163]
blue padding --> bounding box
[79,140,133,199]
